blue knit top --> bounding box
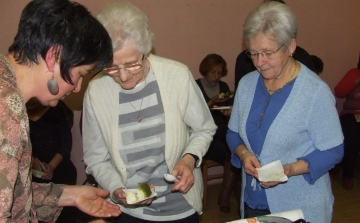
[227,63,343,223]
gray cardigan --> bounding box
[82,54,217,214]
[229,63,343,223]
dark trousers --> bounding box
[340,114,360,178]
[244,203,271,218]
[108,212,199,223]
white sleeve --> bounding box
[82,90,124,193]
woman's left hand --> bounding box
[41,163,54,180]
[59,185,121,218]
[170,155,195,193]
[259,181,281,188]
[221,106,232,116]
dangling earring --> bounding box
[47,71,59,95]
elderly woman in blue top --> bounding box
[226,2,343,223]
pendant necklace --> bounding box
[264,60,297,93]
[123,77,146,122]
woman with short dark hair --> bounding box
[0,0,120,221]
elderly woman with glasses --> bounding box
[227,1,343,222]
[82,2,216,223]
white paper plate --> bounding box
[124,188,157,205]
[210,106,231,110]
[256,160,288,182]
[32,169,44,178]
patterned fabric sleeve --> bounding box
[0,67,30,222]
[32,183,64,222]
[0,55,65,222]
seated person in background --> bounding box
[195,54,241,213]
[311,54,324,75]
[334,52,360,190]
[234,0,315,92]
[27,98,76,184]
[27,98,79,223]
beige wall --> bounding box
[1,0,360,111]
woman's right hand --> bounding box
[241,152,261,179]
[235,146,261,178]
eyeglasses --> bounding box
[208,70,223,76]
[104,54,145,75]
[246,45,283,60]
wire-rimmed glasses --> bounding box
[246,45,283,60]
[104,54,145,75]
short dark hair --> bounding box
[311,55,324,75]
[265,0,286,4]
[199,54,228,77]
[8,0,113,85]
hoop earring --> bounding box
[47,71,59,95]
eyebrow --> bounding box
[116,55,144,66]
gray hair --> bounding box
[243,1,297,50]
[97,1,154,55]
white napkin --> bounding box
[256,160,288,182]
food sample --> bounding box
[218,92,233,99]
[137,182,152,199]
[125,190,137,203]
[125,183,153,204]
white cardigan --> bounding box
[82,54,217,214]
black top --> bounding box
[30,101,76,185]
[30,101,73,162]
[195,79,231,141]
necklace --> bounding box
[122,77,146,122]
[263,60,297,93]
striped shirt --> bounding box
[118,67,194,221]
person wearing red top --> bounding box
[334,53,360,190]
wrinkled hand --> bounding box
[111,188,127,205]
[170,155,195,193]
[42,163,54,180]
[61,185,121,218]
[241,152,261,179]
[111,185,155,206]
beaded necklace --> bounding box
[264,60,297,93]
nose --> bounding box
[72,77,83,93]
[254,53,266,67]
[118,69,131,82]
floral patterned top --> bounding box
[0,54,64,222]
